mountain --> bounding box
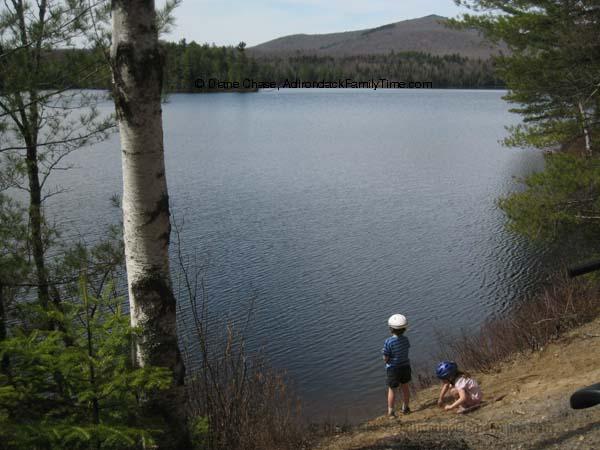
[249,15,502,59]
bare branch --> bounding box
[0,123,115,153]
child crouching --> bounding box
[436,361,482,414]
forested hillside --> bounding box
[17,40,503,92]
[162,40,503,90]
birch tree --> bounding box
[110,1,189,447]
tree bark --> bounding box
[110,1,188,448]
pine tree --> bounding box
[454,0,600,240]
[454,0,600,154]
[0,280,173,450]
[0,0,114,309]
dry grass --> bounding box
[180,290,308,450]
[173,220,309,450]
[185,340,306,450]
[435,276,599,373]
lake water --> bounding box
[48,89,548,422]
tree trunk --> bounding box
[25,141,51,307]
[14,0,51,309]
[0,282,9,375]
[110,1,188,448]
[578,101,593,157]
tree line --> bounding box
[165,40,504,90]
[12,40,504,92]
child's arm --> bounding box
[437,382,450,407]
[382,340,391,365]
[445,388,467,411]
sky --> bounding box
[161,0,471,47]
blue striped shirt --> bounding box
[382,335,410,369]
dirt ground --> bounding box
[315,317,600,450]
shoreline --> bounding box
[33,87,508,95]
[165,86,506,94]
[315,314,600,449]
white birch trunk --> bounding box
[110,1,188,447]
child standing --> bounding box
[382,314,412,417]
[435,361,482,414]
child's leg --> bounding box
[401,383,410,407]
[387,387,396,414]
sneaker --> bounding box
[387,411,396,419]
[401,405,411,415]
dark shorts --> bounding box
[386,365,412,388]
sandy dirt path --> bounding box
[316,317,600,450]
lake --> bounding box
[48,89,548,422]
